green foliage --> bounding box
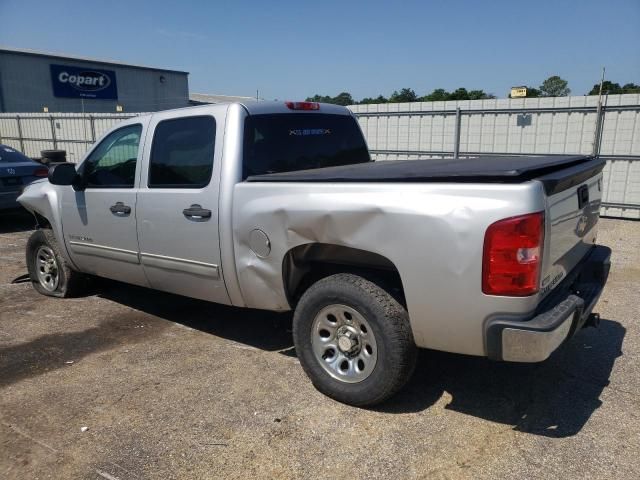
[448,88,469,100]
[587,81,640,95]
[359,95,389,104]
[389,88,418,103]
[332,92,355,106]
[539,76,570,97]
[421,88,449,101]
[305,92,354,105]
[305,94,333,103]
[525,87,541,98]
[468,90,493,100]
[306,76,638,106]
[621,83,640,93]
[419,88,495,101]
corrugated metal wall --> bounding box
[0,50,189,113]
[349,94,640,219]
[0,113,139,163]
[1,94,639,218]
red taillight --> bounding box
[285,101,320,111]
[482,212,544,296]
[34,167,49,177]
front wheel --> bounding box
[26,229,85,298]
[293,273,417,406]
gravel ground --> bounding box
[0,211,638,480]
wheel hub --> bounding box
[35,245,60,292]
[336,326,360,356]
[310,304,378,383]
[43,260,56,274]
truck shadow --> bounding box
[0,311,170,388]
[97,280,624,439]
[98,280,294,352]
[379,319,625,438]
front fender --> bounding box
[18,181,78,269]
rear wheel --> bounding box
[26,229,85,298]
[293,273,417,406]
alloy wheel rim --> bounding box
[310,304,378,383]
[35,246,59,292]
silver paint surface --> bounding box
[18,101,601,358]
[232,180,546,355]
[135,105,230,304]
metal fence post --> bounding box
[453,108,461,159]
[89,115,96,142]
[593,101,606,157]
[50,115,58,150]
[16,115,25,152]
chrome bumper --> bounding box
[485,245,611,362]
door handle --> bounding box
[109,202,131,215]
[183,204,211,220]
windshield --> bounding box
[0,145,32,163]
[242,113,370,179]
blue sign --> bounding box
[50,64,118,100]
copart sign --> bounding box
[50,64,118,99]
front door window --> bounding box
[82,124,142,188]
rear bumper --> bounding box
[485,245,611,362]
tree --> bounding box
[418,87,494,102]
[305,92,354,105]
[447,87,470,100]
[359,95,388,104]
[587,81,621,95]
[621,83,640,94]
[539,76,570,97]
[389,88,418,103]
[468,90,496,100]
[305,94,332,103]
[587,81,640,95]
[525,87,541,98]
[420,88,449,101]
[332,92,355,106]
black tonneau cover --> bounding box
[246,155,605,195]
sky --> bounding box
[1,0,639,101]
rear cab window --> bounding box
[242,113,370,179]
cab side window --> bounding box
[148,116,216,188]
[83,124,142,188]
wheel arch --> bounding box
[19,183,78,271]
[282,243,406,308]
[32,211,52,229]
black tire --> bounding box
[26,229,85,298]
[293,273,417,407]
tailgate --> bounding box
[538,159,605,298]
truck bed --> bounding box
[246,155,605,195]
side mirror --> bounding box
[48,162,82,189]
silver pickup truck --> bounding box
[18,101,611,406]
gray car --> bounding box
[0,144,49,211]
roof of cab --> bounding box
[135,101,352,123]
[238,101,353,116]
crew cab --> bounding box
[18,101,611,406]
